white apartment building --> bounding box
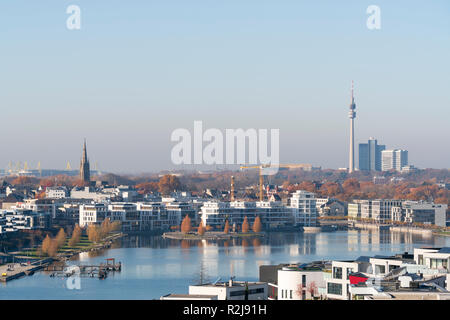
[14,198,61,219]
[79,203,108,227]
[382,149,408,172]
[45,186,68,199]
[256,201,293,229]
[277,266,326,300]
[348,200,363,220]
[358,199,403,223]
[200,198,295,230]
[79,201,186,232]
[200,201,258,231]
[188,280,268,300]
[326,259,371,300]
[0,209,51,233]
[414,247,450,271]
[71,187,114,201]
[289,190,317,227]
[391,201,447,227]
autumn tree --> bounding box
[42,234,52,255]
[87,225,100,243]
[198,222,205,236]
[241,216,249,233]
[56,228,66,248]
[135,182,159,195]
[158,174,182,195]
[297,181,317,193]
[11,176,36,186]
[223,220,230,234]
[47,239,59,257]
[101,218,112,235]
[68,224,82,247]
[252,216,262,233]
[181,215,192,234]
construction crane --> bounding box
[239,165,266,201]
[240,164,313,201]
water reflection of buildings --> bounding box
[347,229,440,253]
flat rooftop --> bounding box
[161,294,217,300]
[191,281,266,288]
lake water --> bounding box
[1,230,449,299]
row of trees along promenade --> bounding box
[22,218,122,258]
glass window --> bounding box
[346,268,354,280]
[333,267,342,279]
[327,283,342,295]
[375,265,386,274]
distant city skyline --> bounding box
[1,1,449,173]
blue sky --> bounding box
[0,1,449,173]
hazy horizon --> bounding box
[1,1,449,173]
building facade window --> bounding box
[333,267,342,279]
[327,283,342,295]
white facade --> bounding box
[414,248,450,271]
[326,261,369,300]
[79,203,108,227]
[79,201,185,231]
[382,149,408,172]
[289,190,317,226]
[277,267,325,300]
[200,200,292,230]
[391,201,447,227]
[188,281,268,300]
[45,186,68,199]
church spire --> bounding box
[80,139,90,183]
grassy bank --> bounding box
[17,232,123,259]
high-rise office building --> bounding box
[381,149,408,172]
[359,137,385,171]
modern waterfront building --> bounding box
[391,201,447,227]
[326,258,371,300]
[382,149,408,172]
[276,263,327,300]
[79,203,108,227]
[348,200,363,220]
[79,201,188,231]
[351,199,446,226]
[358,137,385,171]
[358,199,404,223]
[188,280,268,300]
[0,209,51,233]
[289,190,317,227]
[199,194,299,230]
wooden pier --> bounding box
[45,258,121,279]
[0,260,52,282]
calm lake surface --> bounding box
[2,230,450,299]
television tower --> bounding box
[348,81,356,173]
